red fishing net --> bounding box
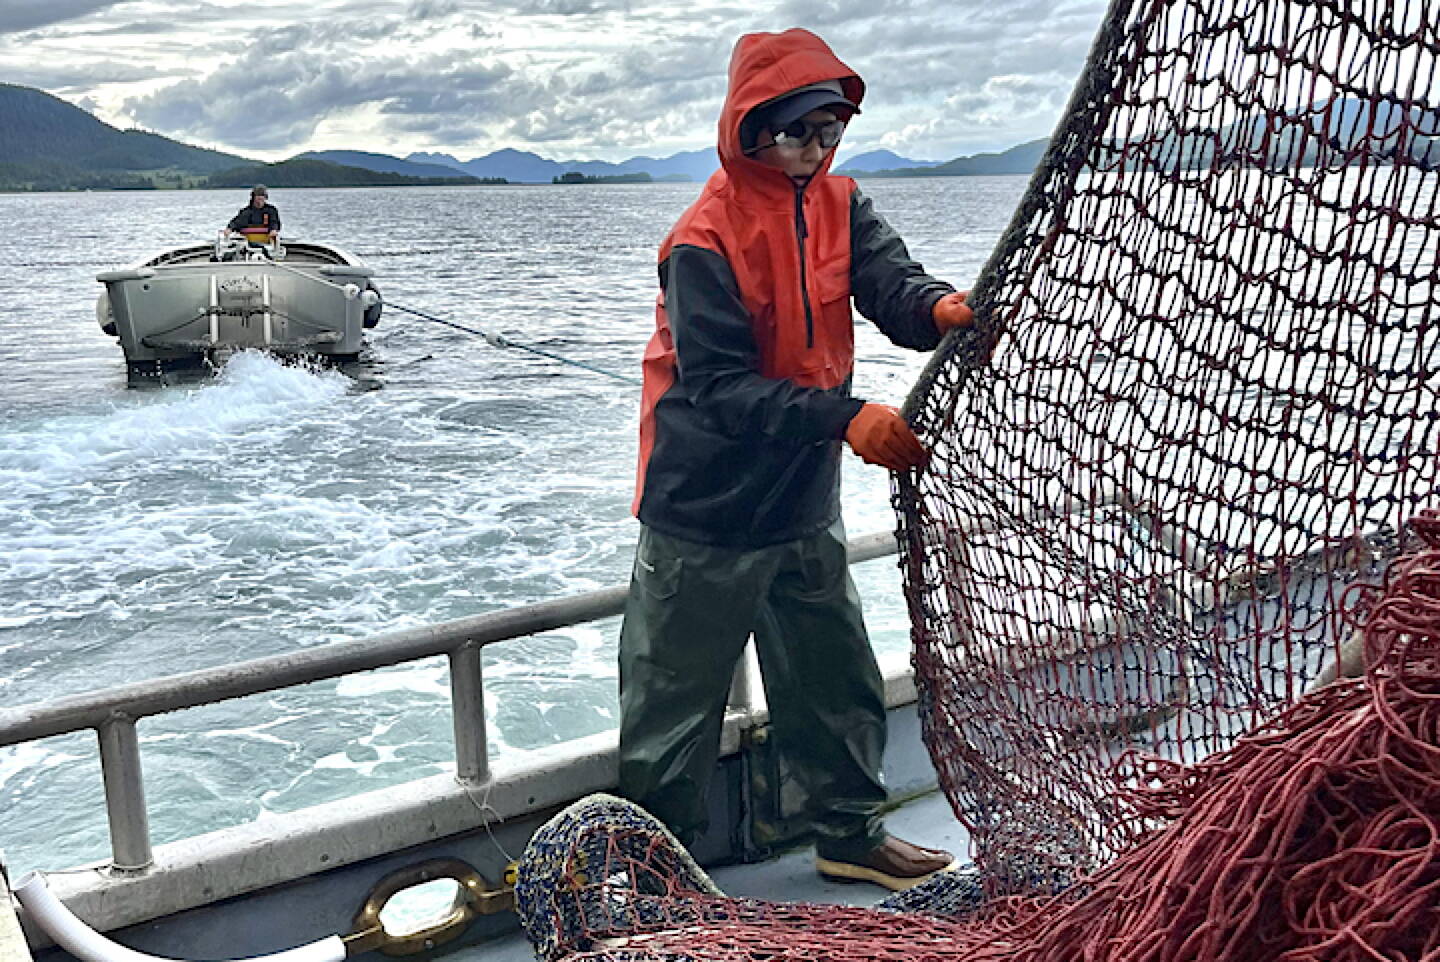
[518,512,1439,959]
[897,0,1440,881]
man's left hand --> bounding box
[932,291,974,333]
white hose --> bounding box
[13,873,347,962]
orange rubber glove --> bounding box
[932,291,974,333]
[844,403,928,472]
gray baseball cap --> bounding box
[762,80,859,130]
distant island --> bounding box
[553,171,651,184]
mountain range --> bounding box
[277,142,1044,185]
[0,84,489,191]
[0,83,251,189]
[0,82,998,190]
[0,80,1034,190]
[309,146,963,184]
[1123,97,1440,171]
[407,147,718,182]
[836,149,940,173]
[401,146,948,182]
[208,156,492,189]
[293,149,486,180]
[851,140,1050,178]
[4,80,1433,193]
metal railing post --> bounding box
[449,643,489,784]
[97,714,152,871]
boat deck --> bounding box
[456,789,970,961]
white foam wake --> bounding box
[0,352,351,485]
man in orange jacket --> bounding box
[619,27,975,891]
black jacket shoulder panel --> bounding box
[848,187,949,350]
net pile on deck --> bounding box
[515,0,1439,957]
[517,513,1439,958]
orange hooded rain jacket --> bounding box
[633,28,954,548]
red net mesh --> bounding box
[897,0,1440,879]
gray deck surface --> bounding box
[455,789,969,961]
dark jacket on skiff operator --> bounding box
[633,28,954,548]
[228,203,281,234]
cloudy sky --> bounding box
[1,0,1108,164]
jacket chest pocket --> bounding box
[814,260,850,307]
[800,260,854,386]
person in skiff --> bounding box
[225,184,281,245]
[619,27,975,892]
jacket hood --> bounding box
[717,29,864,193]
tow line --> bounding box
[388,302,641,385]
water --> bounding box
[0,178,1026,873]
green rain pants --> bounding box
[617,518,888,853]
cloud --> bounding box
[12,0,1109,161]
[511,0,619,13]
[121,22,538,152]
[0,59,165,92]
[0,0,125,34]
[764,0,1103,156]
[406,0,462,18]
[119,12,738,157]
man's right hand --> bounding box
[932,291,974,333]
[844,404,928,472]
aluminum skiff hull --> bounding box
[96,241,379,383]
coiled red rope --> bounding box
[965,510,1440,961]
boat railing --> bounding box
[0,482,1373,884]
[1,495,1357,950]
[0,530,903,874]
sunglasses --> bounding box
[754,118,847,153]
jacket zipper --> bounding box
[794,188,814,348]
